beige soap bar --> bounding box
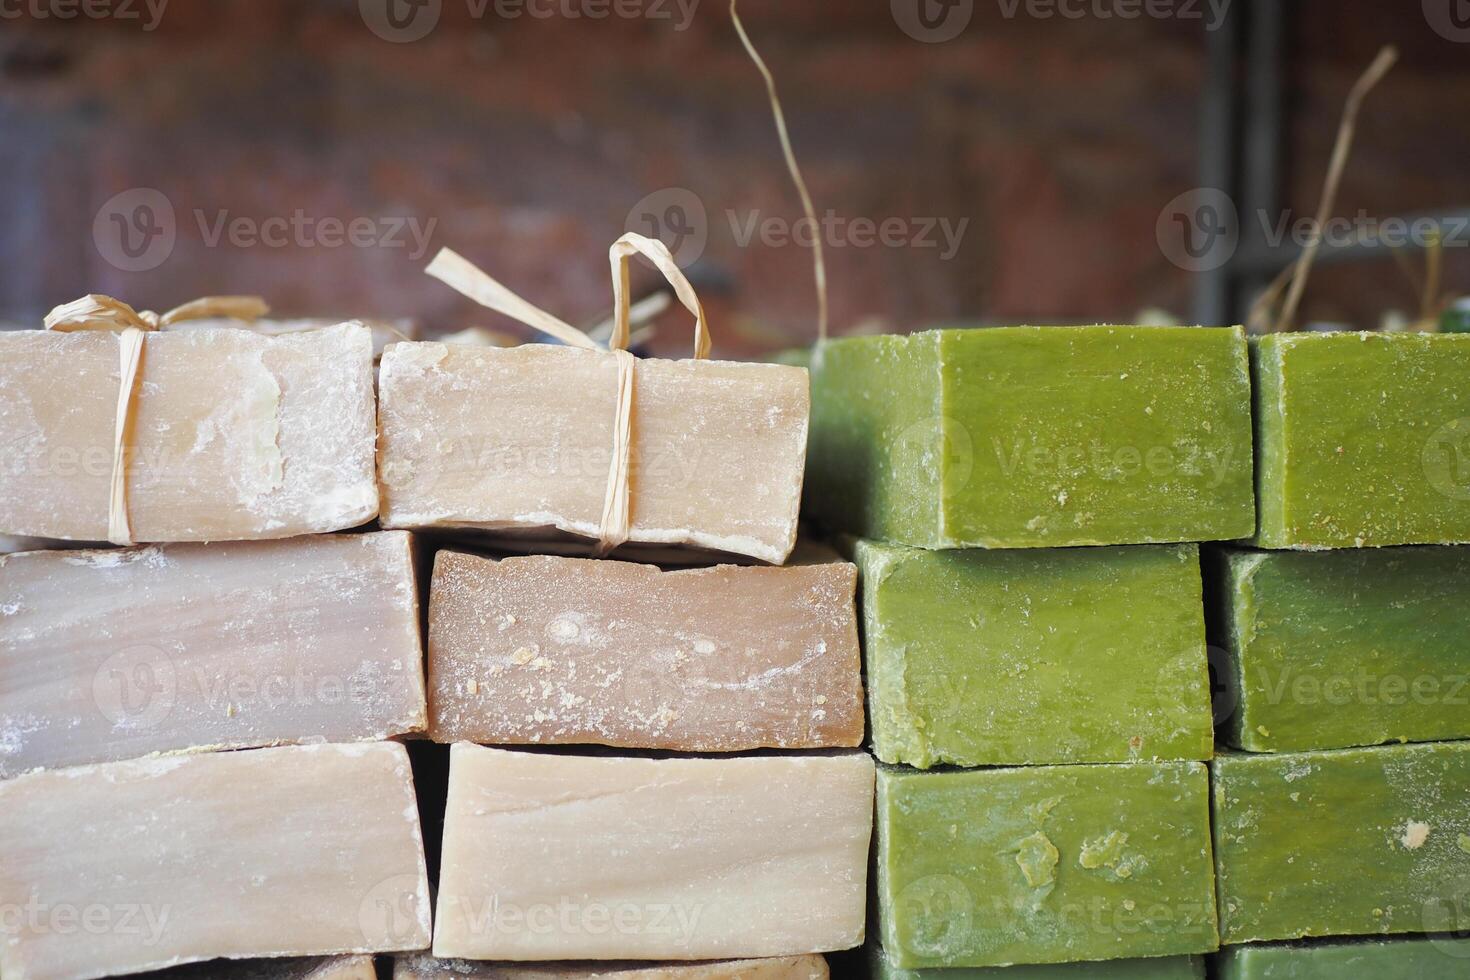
[136,954,378,980]
[376,343,808,564]
[0,742,432,980]
[427,552,862,750]
[176,316,418,358]
[435,746,873,960]
[0,531,426,777]
[394,954,829,979]
[0,323,378,542]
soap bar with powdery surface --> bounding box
[0,532,427,777]
[1215,935,1470,978]
[134,955,378,980]
[0,742,432,980]
[427,551,862,750]
[394,954,830,979]
[870,946,1205,978]
[854,539,1212,767]
[1210,545,1470,752]
[0,323,378,542]
[1252,332,1470,547]
[434,745,874,960]
[876,761,1218,969]
[376,342,808,563]
[805,326,1254,548]
[1212,741,1470,944]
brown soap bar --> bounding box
[0,532,427,777]
[0,323,378,542]
[0,742,432,980]
[393,954,829,979]
[427,552,862,750]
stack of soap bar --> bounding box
[434,745,874,960]
[0,532,427,777]
[0,323,379,542]
[805,326,1254,548]
[427,552,862,750]
[393,954,830,979]
[854,540,1213,767]
[1212,741,1470,943]
[0,742,432,980]
[136,955,378,980]
[376,342,809,563]
[1252,332,1470,547]
[1215,935,1470,978]
[875,761,1218,968]
[1210,545,1470,752]
[870,947,1205,978]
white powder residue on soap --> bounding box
[1400,820,1431,850]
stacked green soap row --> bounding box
[806,326,1470,550]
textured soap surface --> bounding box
[855,539,1212,767]
[1215,936,1470,978]
[135,954,378,980]
[0,324,379,542]
[377,343,808,563]
[1210,546,1470,752]
[0,742,432,980]
[870,946,1205,978]
[435,745,874,960]
[805,327,1254,548]
[427,552,862,750]
[394,954,830,979]
[0,532,427,777]
[876,762,1218,969]
[1212,742,1470,944]
[1252,331,1470,547]
[176,316,417,358]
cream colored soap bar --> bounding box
[136,954,378,980]
[376,343,808,564]
[394,954,829,979]
[0,323,378,542]
[427,552,862,750]
[176,316,418,358]
[0,531,426,778]
[0,742,432,980]
[435,746,874,960]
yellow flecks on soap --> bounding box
[511,646,537,666]
[1257,725,1271,737]
[1457,834,1470,854]
[1015,831,1059,890]
[1079,830,1130,871]
[465,678,479,696]
[1400,821,1431,850]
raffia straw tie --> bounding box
[43,294,271,546]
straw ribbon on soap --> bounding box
[43,293,271,547]
[425,232,709,556]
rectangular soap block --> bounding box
[805,326,1254,548]
[876,762,1218,969]
[1210,545,1470,752]
[435,745,874,960]
[0,532,427,777]
[854,540,1213,767]
[427,551,862,750]
[0,742,432,980]
[376,343,808,564]
[1215,936,1470,978]
[394,954,830,979]
[1212,741,1470,944]
[870,946,1205,978]
[0,323,379,542]
[1252,331,1470,547]
[135,954,378,980]
[176,316,418,358]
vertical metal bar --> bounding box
[1234,0,1286,322]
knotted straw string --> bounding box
[425,232,710,555]
[44,294,270,546]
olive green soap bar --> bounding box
[1215,935,1470,978]
[876,762,1218,969]
[806,326,1254,548]
[1212,741,1470,944]
[1252,332,1470,548]
[855,539,1213,767]
[871,946,1205,978]
[1211,546,1470,752]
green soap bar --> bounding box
[854,539,1213,767]
[1215,935,1470,978]
[1211,546,1470,752]
[1212,741,1470,945]
[1251,332,1470,548]
[806,326,1255,548]
[876,762,1218,969]
[871,945,1206,978]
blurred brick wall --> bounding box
[0,0,1467,357]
